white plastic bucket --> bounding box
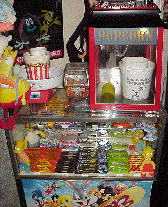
[120,57,155,101]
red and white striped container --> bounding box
[23,48,50,80]
[26,63,50,80]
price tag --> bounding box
[82,173,88,177]
[99,174,105,177]
[34,172,40,174]
[134,173,141,177]
[116,174,123,177]
[62,173,68,176]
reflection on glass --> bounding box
[96,44,156,105]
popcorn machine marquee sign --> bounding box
[95,28,158,45]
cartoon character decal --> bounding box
[99,186,145,207]
[45,182,62,195]
[32,189,45,205]
[40,10,61,44]
[14,10,61,53]
[64,180,98,207]
[113,183,127,195]
[88,184,116,205]
[15,14,43,51]
[57,195,73,207]
[25,180,149,207]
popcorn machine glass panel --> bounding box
[89,27,163,111]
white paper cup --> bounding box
[29,47,47,56]
[23,51,51,80]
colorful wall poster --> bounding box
[13,0,64,64]
[22,179,153,207]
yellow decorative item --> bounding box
[101,81,115,103]
[0,46,30,118]
[140,146,155,177]
[132,130,144,145]
[15,139,29,165]
[15,139,31,173]
[0,46,16,77]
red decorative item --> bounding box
[25,147,62,173]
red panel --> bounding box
[89,27,96,109]
[154,27,164,111]
[26,89,55,103]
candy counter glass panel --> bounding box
[89,27,163,111]
[11,110,165,181]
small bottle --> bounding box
[101,81,115,103]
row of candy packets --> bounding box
[37,89,69,115]
[76,136,97,174]
[39,124,80,149]
[27,122,55,129]
[54,127,80,173]
[54,151,79,173]
[107,150,129,174]
[58,126,80,151]
[112,143,129,150]
[59,139,79,151]
[76,147,97,174]
[25,147,62,173]
[40,128,60,147]
[129,155,144,174]
[66,97,90,112]
[97,139,112,174]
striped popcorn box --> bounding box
[23,49,51,80]
[25,62,50,80]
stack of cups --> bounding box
[23,47,51,80]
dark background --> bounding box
[150,65,168,206]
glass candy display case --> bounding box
[64,63,89,98]
[5,103,167,207]
[8,109,166,180]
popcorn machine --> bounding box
[89,2,166,111]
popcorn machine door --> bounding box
[89,27,164,111]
